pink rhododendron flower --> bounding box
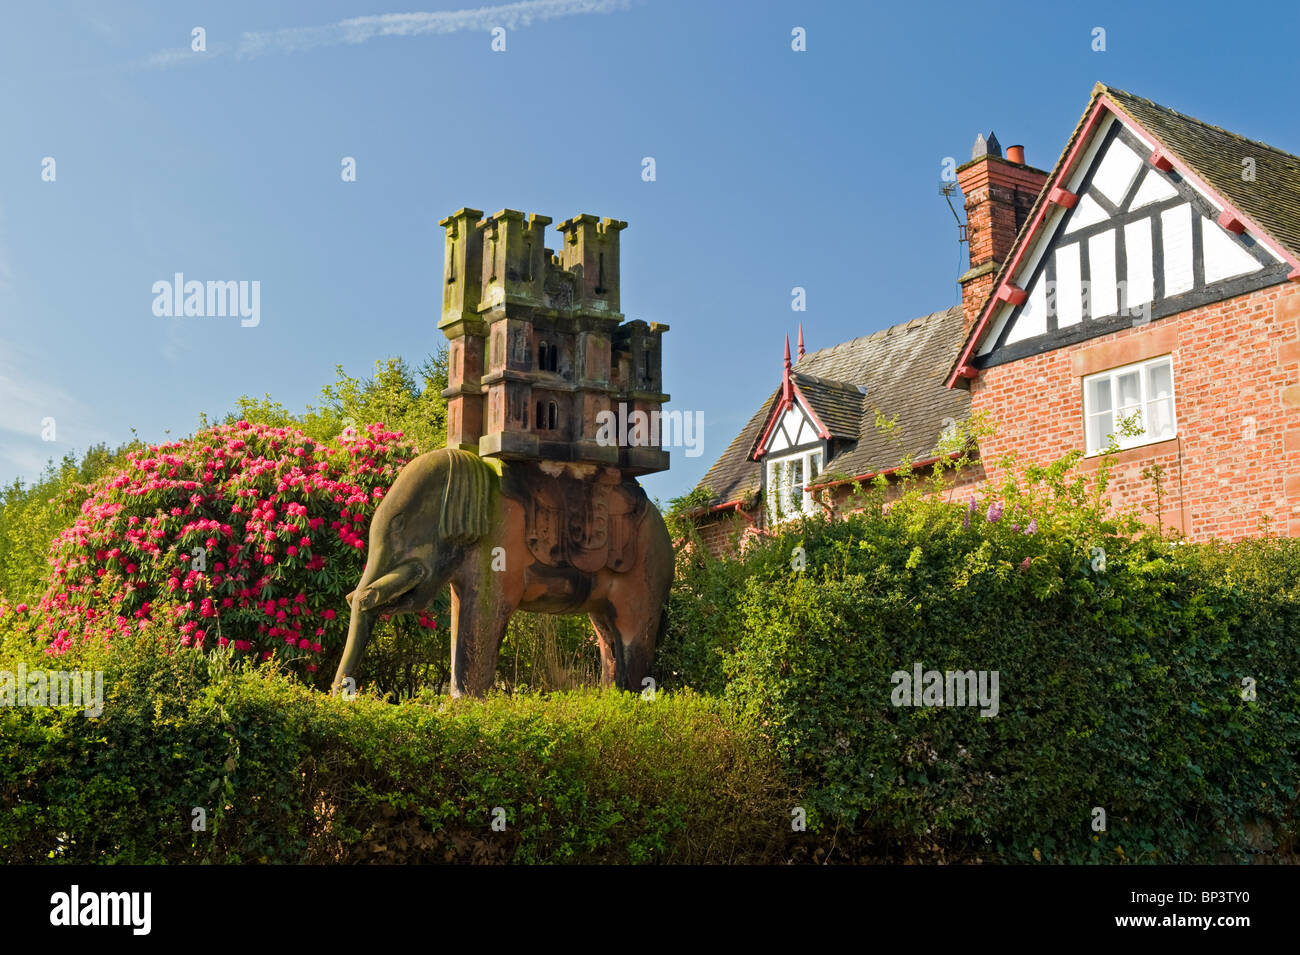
[23,420,422,675]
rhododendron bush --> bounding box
[13,420,441,681]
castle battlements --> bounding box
[438,207,670,475]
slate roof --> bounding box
[949,83,1300,382]
[697,305,971,507]
[789,373,865,439]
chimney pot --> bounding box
[971,131,1002,160]
[1006,144,1025,165]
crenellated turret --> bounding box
[555,214,626,317]
[438,207,667,475]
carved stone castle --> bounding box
[438,207,669,475]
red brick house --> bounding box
[692,84,1300,552]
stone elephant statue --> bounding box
[330,448,674,698]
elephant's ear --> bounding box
[439,450,494,544]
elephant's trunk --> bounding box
[331,551,426,696]
[331,594,375,696]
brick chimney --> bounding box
[957,133,1049,336]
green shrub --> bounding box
[721,482,1300,863]
[0,627,793,864]
[654,541,750,695]
[0,443,140,604]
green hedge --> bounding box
[720,491,1300,863]
[0,633,794,864]
[7,447,1300,865]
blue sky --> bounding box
[1,0,1297,505]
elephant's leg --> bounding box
[591,571,669,693]
[448,556,517,698]
[588,608,625,690]
[610,504,673,693]
[613,596,658,693]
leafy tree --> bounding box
[206,352,449,454]
[0,442,141,603]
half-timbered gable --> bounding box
[749,346,866,523]
[948,84,1300,541]
[969,109,1292,370]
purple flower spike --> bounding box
[1025,519,1037,535]
[964,496,975,528]
[1011,523,1020,533]
[986,501,1003,523]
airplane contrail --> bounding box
[137,0,636,68]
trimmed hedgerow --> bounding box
[0,630,793,865]
[719,463,1300,864]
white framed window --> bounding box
[1083,355,1177,455]
[766,448,823,524]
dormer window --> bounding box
[751,337,858,527]
[766,449,822,524]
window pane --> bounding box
[1116,371,1141,408]
[1147,397,1175,440]
[1128,407,1149,444]
[1113,370,1143,442]
[1086,376,1112,414]
[804,452,821,513]
[1087,411,1113,453]
[767,463,780,524]
[1116,408,1144,445]
[1146,361,1172,400]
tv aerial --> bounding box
[940,183,967,244]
